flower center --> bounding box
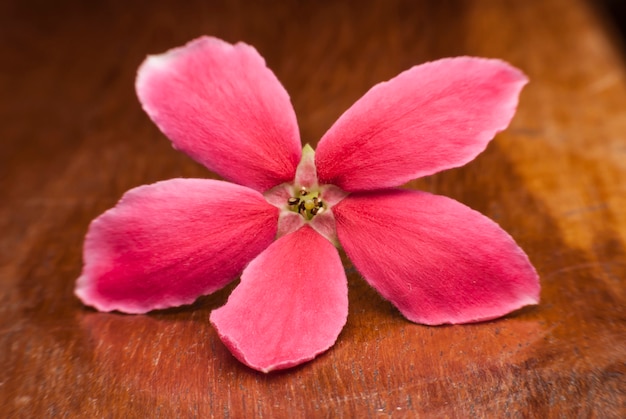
[287,186,326,220]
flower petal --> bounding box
[333,189,540,325]
[293,144,318,189]
[210,225,348,372]
[75,179,278,313]
[315,57,528,191]
[136,36,301,192]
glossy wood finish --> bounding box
[1,0,625,417]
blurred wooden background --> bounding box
[1,0,625,417]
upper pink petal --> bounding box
[315,57,528,191]
[293,144,319,189]
[75,179,278,314]
[136,36,301,192]
[210,225,348,372]
[333,189,540,325]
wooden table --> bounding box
[1,0,625,417]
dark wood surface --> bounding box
[1,0,625,417]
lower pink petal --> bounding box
[75,179,278,314]
[210,225,348,372]
[333,190,540,325]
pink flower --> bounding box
[75,36,540,372]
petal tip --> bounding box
[74,274,156,314]
[211,310,342,373]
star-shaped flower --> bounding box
[76,36,540,372]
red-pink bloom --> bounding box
[75,36,540,372]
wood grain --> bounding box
[1,0,625,417]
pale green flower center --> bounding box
[287,187,326,220]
